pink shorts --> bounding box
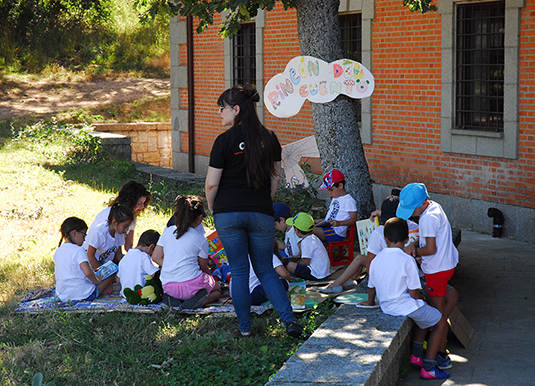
[163,272,215,300]
[425,268,455,297]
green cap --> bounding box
[286,212,314,232]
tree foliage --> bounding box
[135,0,437,38]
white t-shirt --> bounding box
[158,226,209,285]
[117,248,159,297]
[367,220,419,256]
[230,255,286,294]
[300,234,331,279]
[325,194,358,237]
[284,226,301,257]
[83,222,126,265]
[418,201,459,274]
[89,207,137,235]
[368,247,425,316]
[54,243,95,302]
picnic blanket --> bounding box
[16,288,273,315]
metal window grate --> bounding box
[233,23,256,87]
[339,13,362,122]
[456,1,505,132]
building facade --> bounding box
[170,0,535,242]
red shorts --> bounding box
[425,268,455,297]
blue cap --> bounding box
[273,203,290,219]
[396,183,429,219]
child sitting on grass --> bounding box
[152,195,221,309]
[273,202,301,258]
[368,217,450,380]
[117,229,160,297]
[54,217,115,302]
[83,203,134,269]
[285,212,331,281]
[313,169,357,242]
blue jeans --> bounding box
[214,212,296,332]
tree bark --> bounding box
[296,0,375,219]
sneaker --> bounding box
[162,293,183,308]
[420,366,450,380]
[342,280,357,289]
[409,354,423,368]
[240,330,251,337]
[286,322,304,338]
[319,284,343,294]
[435,354,453,370]
[181,289,209,309]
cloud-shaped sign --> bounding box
[264,56,375,118]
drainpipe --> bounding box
[187,15,195,173]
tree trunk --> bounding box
[296,0,375,219]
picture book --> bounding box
[356,217,380,255]
[94,261,118,281]
[206,230,228,266]
[288,280,306,310]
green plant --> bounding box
[32,372,56,386]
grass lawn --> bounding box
[0,119,336,385]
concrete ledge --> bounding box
[132,162,205,190]
[267,305,413,386]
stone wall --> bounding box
[92,123,172,168]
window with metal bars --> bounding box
[456,1,505,132]
[233,23,256,87]
[339,13,362,122]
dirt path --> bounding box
[0,77,170,120]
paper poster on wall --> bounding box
[264,56,375,118]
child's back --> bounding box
[300,234,331,280]
[54,243,95,302]
[418,201,458,274]
[118,248,159,297]
[368,247,424,316]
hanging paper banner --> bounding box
[264,56,375,118]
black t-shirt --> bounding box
[209,126,281,216]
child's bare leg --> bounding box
[359,287,378,307]
[424,316,448,361]
[438,287,458,352]
[329,254,366,288]
[428,295,449,353]
[286,262,297,274]
[96,275,115,297]
[313,227,327,241]
[205,282,222,305]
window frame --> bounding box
[439,0,522,159]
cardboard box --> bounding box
[447,306,475,348]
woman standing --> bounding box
[205,85,302,338]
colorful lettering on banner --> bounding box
[279,78,294,97]
[298,57,309,78]
[330,81,341,95]
[333,64,343,78]
[268,91,280,110]
[264,56,375,118]
[319,81,328,96]
[344,80,355,94]
[308,60,320,76]
[289,68,300,85]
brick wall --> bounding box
[177,1,535,209]
[92,123,172,168]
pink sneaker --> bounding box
[409,354,423,368]
[420,366,450,379]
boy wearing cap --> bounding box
[369,217,450,380]
[313,169,358,242]
[273,202,302,258]
[285,213,331,280]
[396,183,458,369]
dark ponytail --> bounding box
[217,85,280,190]
[108,203,134,225]
[59,217,87,247]
[172,195,206,239]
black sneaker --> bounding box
[163,293,182,308]
[182,289,209,309]
[286,322,304,338]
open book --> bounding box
[356,217,380,255]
